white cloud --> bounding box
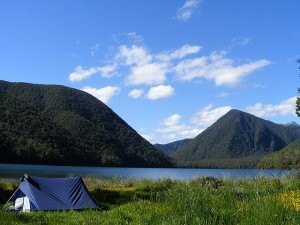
[245,97,297,117]
[211,59,271,86]
[176,0,201,21]
[126,62,169,86]
[69,64,118,81]
[174,51,271,86]
[115,45,169,86]
[121,44,200,86]
[179,128,203,138]
[81,86,120,104]
[128,89,144,99]
[156,44,201,61]
[69,66,98,82]
[90,44,100,56]
[70,35,270,89]
[146,85,175,100]
[164,114,182,126]
[117,45,152,66]
[97,64,118,78]
[191,104,232,127]
[161,134,177,141]
[155,112,204,142]
[96,42,202,86]
[156,125,186,134]
[156,124,203,140]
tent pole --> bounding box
[6,188,19,203]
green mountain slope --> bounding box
[172,109,300,167]
[0,80,173,167]
[154,139,191,155]
[257,139,300,169]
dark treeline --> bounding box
[0,80,173,167]
[175,157,260,169]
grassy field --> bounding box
[1,175,300,225]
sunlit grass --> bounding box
[1,175,300,224]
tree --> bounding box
[297,59,300,116]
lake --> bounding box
[0,164,296,180]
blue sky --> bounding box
[1,0,299,143]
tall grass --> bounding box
[0,175,300,224]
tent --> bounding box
[7,174,98,212]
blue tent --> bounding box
[8,174,98,212]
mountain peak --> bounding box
[225,109,252,118]
[283,121,300,127]
[228,108,242,112]
[172,108,300,164]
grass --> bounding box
[0,175,300,224]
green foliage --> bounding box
[0,80,173,167]
[188,176,224,188]
[172,109,300,168]
[257,139,300,169]
[296,97,300,116]
[154,138,191,155]
[0,180,18,204]
[1,176,300,224]
[177,157,260,169]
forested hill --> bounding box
[154,139,191,155]
[257,139,300,169]
[0,80,173,167]
[172,109,300,167]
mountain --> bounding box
[154,139,191,155]
[0,80,173,167]
[257,139,300,169]
[283,121,300,128]
[172,109,300,168]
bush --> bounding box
[189,176,224,189]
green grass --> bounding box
[1,175,300,225]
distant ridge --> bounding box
[154,139,191,155]
[257,139,300,169]
[0,80,173,167]
[172,109,300,167]
[283,121,300,128]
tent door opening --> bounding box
[15,196,30,212]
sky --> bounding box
[0,0,299,144]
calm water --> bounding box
[0,164,295,180]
